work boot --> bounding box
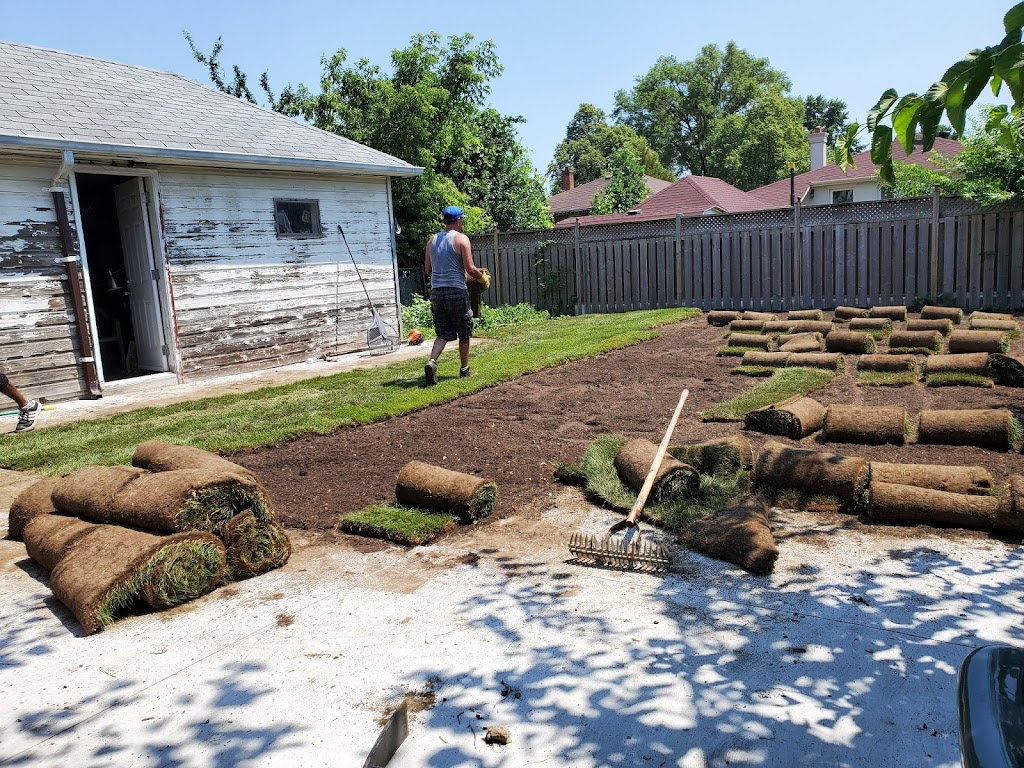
[15,400,39,433]
[424,360,438,386]
[459,366,473,378]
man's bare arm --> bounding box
[458,233,483,280]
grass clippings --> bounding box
[700,367,837,422]
[340,504,459,546]
[925,372,994,388]
[856,370,919,387]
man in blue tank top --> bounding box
[423,205,484,386]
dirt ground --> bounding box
[236,312,1024,540]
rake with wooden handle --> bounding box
[568,387,689,571]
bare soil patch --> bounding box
[235,313,1024,541]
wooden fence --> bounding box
[470,193,1024,314]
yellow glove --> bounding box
[476,268,491,291]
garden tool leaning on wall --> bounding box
[568,387,689,571]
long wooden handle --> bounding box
[626,388,690,524]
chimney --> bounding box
[561,167,575,191]
[809,126,827,171]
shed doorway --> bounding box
[76,173,169,381]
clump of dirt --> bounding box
[276,612,294,627]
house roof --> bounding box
[0,41,422,177]
[556,175,767,227]
[548,174,674,215]
[751,136,964,208]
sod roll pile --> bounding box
[869,305,908,321]
[221,510,292,579]
[49,526,226,634]
[744,396,826,439]
[52,466,271,534]
[849,317,893,336]
[826,331,876,354]
[8,477,59,541]
[740,351,790,368]
[741,311,776,321]
[917,408,1019,451]
[779,332,824,353]
[729,319,766,333]
[948,330,1009,354]
[395,460,498,522]
[988,353,1024,386]
[785,352,844,370]
[24,514,100,571]
[858,354,919,372]
[726,333,774,350]
[754,441,870,514]
[788,309,824,321]
[760,320,794,334]
[789,320,834,335]
[133,440,256,481]
[906,318,954,335]
[888,330,943,354]
[682,496,778,574]
[924,353,991,377]
[834,306,869,321]
[613,439,699,503]
[707,310,741,326]
[868,482,1009,533]
[869,462,994,496]
[823,404,908,445]
[920,305,964,323]
[671,435,754,474]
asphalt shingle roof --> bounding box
[548,175,674,215]
[0,41,421,176]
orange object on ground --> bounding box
[408,329,424,345]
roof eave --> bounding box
[0,135,424,177]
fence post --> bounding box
[929,186,940,300]
[573,220,583,315]
[493,229,504,306]
[674,214,683,306]
[793,200,802,310]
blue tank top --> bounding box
[429,231,467,289]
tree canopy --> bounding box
[186,32,551,265]
[801,94,863,152]
[547,104,674,194]
[589,148,649,215]
[612,42,807,188]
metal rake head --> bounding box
[567,532,671,572]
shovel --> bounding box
[568,388,689,571]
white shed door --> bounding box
[114,178,168,372]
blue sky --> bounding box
[2,1,1014,178]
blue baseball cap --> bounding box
[442,205,465,221]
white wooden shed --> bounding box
[0,41,422,402]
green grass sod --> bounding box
[340,504,459,546]
[700,367,837,422]
[856,370,919,387]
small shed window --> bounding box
[274,199,322,237]
[832,189,854,204]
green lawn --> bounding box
[2,308,699,475]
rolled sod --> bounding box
[988,353,1024,386]
[132,440,256,482]
[888,330,944,354]
[395,460,498,522]
[970,311,1014,322]
[849,317,893,336]
[614,439,699,502]
[834,306,869,321]
[682,496,778,574]
[789,320,834,335]
[1000,475,1024,526]
[823,404,908,445]
[670,435,754,474]
[741,311,777,321]
[970,318,1020,332]
[707,310,741,326]
[869,462,994,496]
[753,441,870,514]
[718,346,751,357]
[787,352,844,371]
[948,330,1010,354]
[729,319,766,333]
[788,309,824,321]
[920,305,964,324]
[917,408,1019,451]
[868,482,1009,533]
[858,354,919,373]
[23,514,100,571]
[926,372,993,388]
[8,477,59,541]
[222,510,291,579]
[726,333,774,350]
[53,467,271,534]
[741,351,790,368]
[731,366,776,377]
[906,318,954,336]
[762,320,797,334]
[779,332,824,353]
[826,331,877,354]
[49,526,227,634]
[744,395,826,439]
[869,305,908,321]
[924,353,991,377]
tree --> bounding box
[589,148,649,214]
[612,42,800,184]
[185,32,551,264]
[801,94,863,151]
[547,104,674,193]
[839,3,1024,186]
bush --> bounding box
[401,294,550,338]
